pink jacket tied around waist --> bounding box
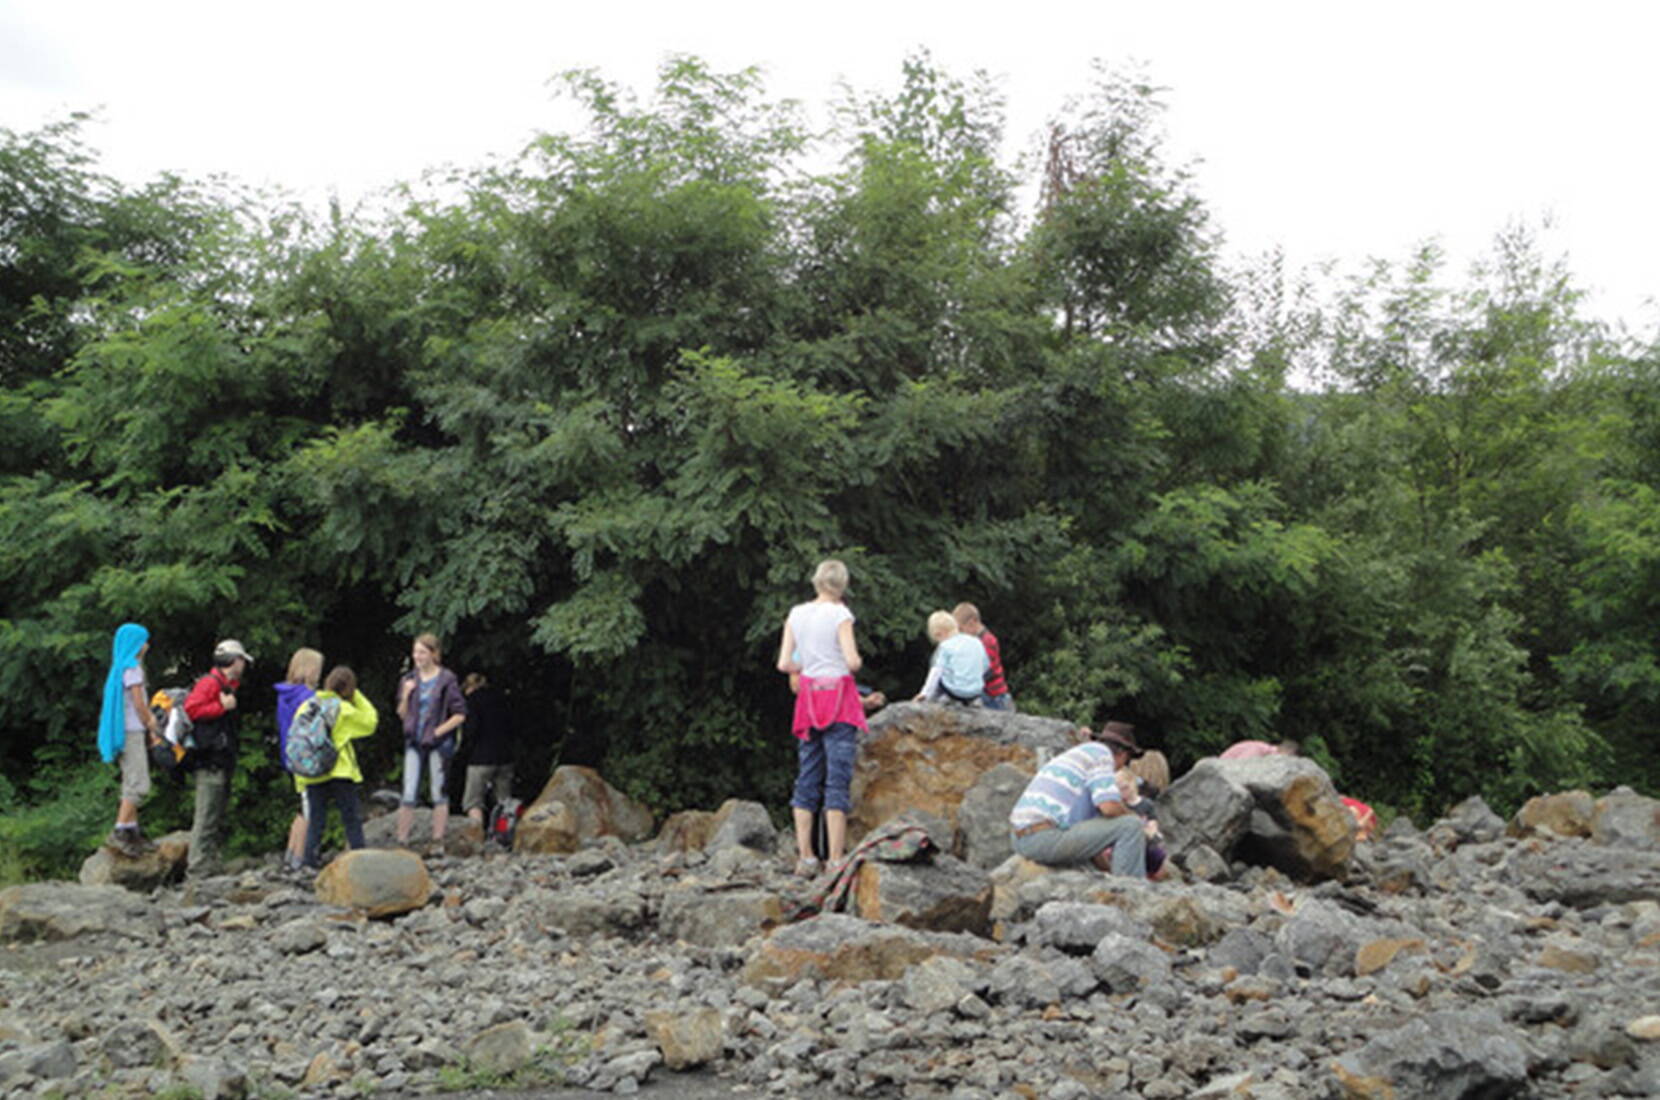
[792,675,869,740]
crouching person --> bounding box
[1007,721,1148,878]
[296,666,375,870]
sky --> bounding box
[4,0,1657,336]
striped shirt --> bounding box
[1008,742,1124,829]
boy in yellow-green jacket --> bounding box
[298,666,376,870]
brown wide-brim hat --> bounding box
[1092,720,1144,757]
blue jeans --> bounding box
[303,779,366,868]
[1011,813,1147,877]
[791,722,858,813]
[981,691,1014,712]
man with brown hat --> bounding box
[1006,721,1148,877]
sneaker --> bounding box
[792,856,822,879]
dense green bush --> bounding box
[3,59,1658,878]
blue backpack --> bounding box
[284,696,342,778]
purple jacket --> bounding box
[274,681,317,766]
[399,667,466,748]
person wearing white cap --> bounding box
[182,638,253,876]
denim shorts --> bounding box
[791,722,858,813]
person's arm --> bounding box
[345,691,378,740]
[776,621,799,674]
[836,617,862,675]
[433,673,467,739]
[915,663,943,702]
[183,674,226,722]
[396,675,414,722]
[128,683,159,738]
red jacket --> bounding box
[184,668,240,722]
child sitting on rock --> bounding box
[1126,749,1171,880]
[914,611,989,705]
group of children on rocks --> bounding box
[96,625,516,874]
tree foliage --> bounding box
[2,59,1657,878]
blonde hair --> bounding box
[927,610,958,642]
[414,633,442,663]
[812,560,849,598]
[285,647,324,687]
[1128,750,1171,794]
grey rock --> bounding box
[1208,927,1274,975]
[465,1019,531,1076]
[852,853,993,936]
[706,799,778,854]
[1504,844,1660,908]
[987,955,1060,1008]
[1431,795,1508,847]
[179,1055,249,1100]
[1090,932,1173,993]
[542,888,649,937]
[101,1019,174,1070]
[1160,760,1255,863]
[902,956,976,1015]
[1180,844,1231,883]
[644,1006,724,1070]
[4,1041,75,1080]
[659,886,782,948]
[271,918,327,955]
[1274,898,1369,976]
[77,830,190,892]
[1027,900,1152,952]
[955,763,1031,871]
[1593,788,1660,851]
[0,882,160,943]
[1334,1008,1528,1099]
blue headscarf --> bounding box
[98,623,149,764]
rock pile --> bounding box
[3,732,1660,1097]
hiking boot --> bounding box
[132,827,159,853]
[792,856,822,879]
[104,828,143,859]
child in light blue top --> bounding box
[915,610,989,704]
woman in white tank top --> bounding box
[776,559,866,877]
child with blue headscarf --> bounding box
[99,622,162,857]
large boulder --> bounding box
[852,854,993,936]
[1592,787,1660,850]
[1503,844,1660,908]
[659,886,784,947]
[655,810,716,854]
[706,799,778,854]
[78,830,190,892]
[849,702,1075,845]
[1510,790,1595,840]
[0,883,160,943]
[1332,1008,1528,1100]
[1162,755,1355,881]
[741,913,997,992]
[644,1007,724,1070]
[1159,760,1255,862]
[516,767,654,855]
[955,763,1032,870]
[314,849,433,918]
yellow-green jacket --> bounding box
[295,690,377,789]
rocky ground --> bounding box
[5,711,1660,1099]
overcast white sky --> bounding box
[4,0,1657,335]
